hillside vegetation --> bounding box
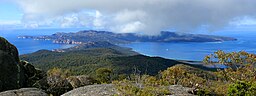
[20,48,187,76]
[19,45,218,95]
[17,49,256,95]
[112,51,256,95]
[19,40,256,95]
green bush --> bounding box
[228,81,256,96]
[96,68,113,83]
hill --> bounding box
[20,39,215,76]
[20,48,183,76]
[52,41,138,56]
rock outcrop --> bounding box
[46,75,73,96]
[0,88,47,96]
[168,85,195,96]
[67,75,97,88]
[61,84,196,96]
[0,37,26,91]
[20,60,46,87]
[0,37,46,92]
[61,84,119,96]
[0,37,19,62]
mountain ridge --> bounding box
[18,30,237,44]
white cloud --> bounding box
[24,23,38,28]
[0,20,20,25]
[60,14,79,28]
[19,11,96,29]
[230,16,256,26]
[112,21,145,33]
[0,20,22,30]
[15,0,256,35]
[93,10,104,27]
[114,10,146,23]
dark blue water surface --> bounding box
[120,30,256,61]
[1,28,256,61]
[0,28,86,55]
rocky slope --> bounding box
[61,84,195,96]
[0,88,47,96]
[61,84,119,96]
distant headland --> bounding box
[18,30,237,45]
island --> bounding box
[18,30,237,45]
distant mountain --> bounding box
[18,30,237,44]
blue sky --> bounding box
[0,1,22,24]
[0,1,98,29]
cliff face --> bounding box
[0,37,19,62]
[0,37,26,91]
[0,37,86,95]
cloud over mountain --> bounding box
[16,0,256,35]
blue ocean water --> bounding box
[121,30,256,61]
[1,28,256,61]
[0,28,86,55]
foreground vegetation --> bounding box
[3,35,255,95]
[21,48,256,95]
[112,50,256,95]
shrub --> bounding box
[113,78,170,96]
[96,68,113,83]
[228,81,256,96]
[46,68,73,96]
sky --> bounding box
[0,1,21,25]
[1,0,256,35]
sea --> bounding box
[121,29,256,61]
[0,28,85,54]
[1,27,256,61]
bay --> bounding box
[0,28,86,55]
[120,30,256,61]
